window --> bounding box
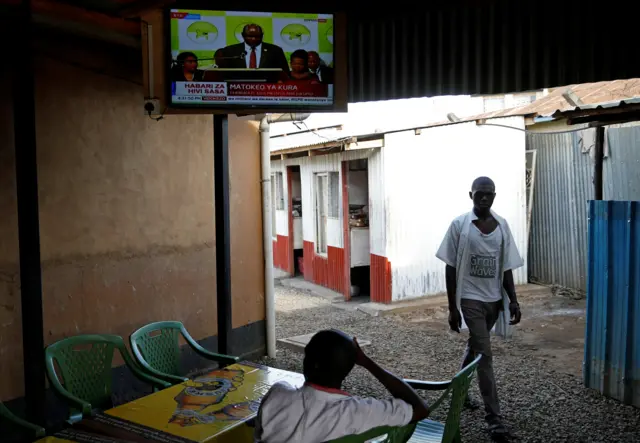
[315,173,328,254]
[273,172,284,210]
[315,171,340,255]
[328,172,340,218]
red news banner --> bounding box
[174,82,329,101]
[228,82,328,97]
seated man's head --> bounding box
[303,329,356,389]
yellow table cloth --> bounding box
[98,362,304,443]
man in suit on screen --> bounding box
[308,51,334,84]
[222,24,290,75]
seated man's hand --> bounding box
[353,337,370,367]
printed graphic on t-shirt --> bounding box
[469,254,497,278]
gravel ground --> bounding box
[260,285,640,443]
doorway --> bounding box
[287,166,303,276]
[343,159,370,300]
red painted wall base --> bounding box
[303,241,346,294]
[273,235,292,274]
[292,242,392,303]
[371,254,392,303]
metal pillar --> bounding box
[13,0,46,424]
[594,125,605,200]
[213,114,232,354]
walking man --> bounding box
[436,176,523,440]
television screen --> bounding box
[169,9,335,109]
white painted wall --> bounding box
[383,117,528,301]
[368,149,386,257]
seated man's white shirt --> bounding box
[254,381,413,443]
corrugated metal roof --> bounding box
[522,79,640,117]
[270,128,351,152]
[346,0,640,101]
[551,97,640,118]
[17,0,640,102]
[424,78,640,128]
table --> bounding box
[35,428,132,442]
[80,362,304,443]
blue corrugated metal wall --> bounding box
[585,200,640,407]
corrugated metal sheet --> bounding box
[270,130,351,152]
[529,124,640,292]
[347,0,640,101]
[384,117,528,301]
[24,0,640,102]
[528,131,593,291]
[604,126,640,200]
[553,97,640,118]
[585,200,640,408]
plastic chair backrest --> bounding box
[327,423,417,443]
[441,354,481,443]
[44,334,128,411]
[130,321,184,378]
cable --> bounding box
[301,120,333,141]
[145,103,165,122]
[148,112,164,122]
[478,122,591,135]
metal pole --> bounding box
[594,125,605,200]
[214,114,232,354]
[13,0,46,424]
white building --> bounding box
[270,105,528,303]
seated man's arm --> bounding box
[354,339,429,422]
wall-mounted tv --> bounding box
[168,9,337,110]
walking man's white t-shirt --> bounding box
[436,211,524,304]
[460,225,503,303]
[254,381,413,443]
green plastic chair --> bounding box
[129,321,240,384]
[44,334,171,422]
[0,401,46,438]
[328,355,482,443]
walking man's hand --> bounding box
[448,307,462,333]
[509,302,521,325]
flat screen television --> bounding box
[168,9,337,110]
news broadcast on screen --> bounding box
[169,9,335,108]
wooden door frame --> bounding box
[286,166,295,275]
[525,149,538,247]
[341,161,351,300]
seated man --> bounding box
[254,329,430,442]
